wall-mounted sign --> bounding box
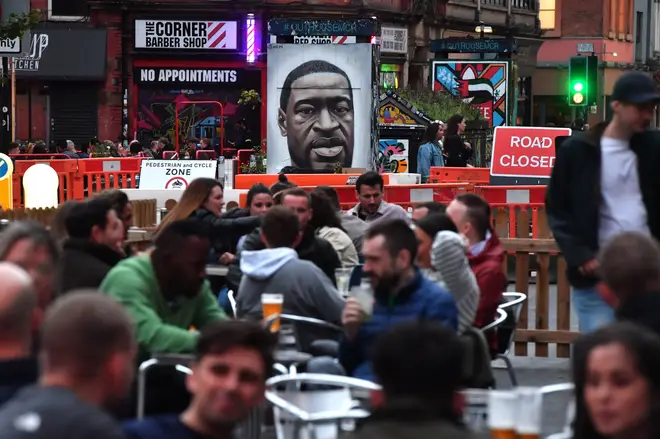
[576,43,594,53]
[268,18,377,36]
[135,20,238,50]
[430,38,516,54]
[292,35,356,44]
[381,26,407,54]
[134,68,243,84]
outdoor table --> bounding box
[206,265,229,276]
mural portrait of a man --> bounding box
[277,60,355,171]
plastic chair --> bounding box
[493,292,528,386]
[227,290,237,318]
[481,308,507,332]
[266,373,380,439]
[542,383,575,439]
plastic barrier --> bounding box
[12,159,78,207]
[75,158,143,200]
[476,185,546,205]
[430,167,491,185]
[234,173,392,190]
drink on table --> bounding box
[515,387,542,439]
[261,293,284,332]
[335,267,352,298]
[487,390,517,439]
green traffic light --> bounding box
[572,92,584,104]
[573,82,583,92]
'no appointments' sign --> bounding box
[490,126,571,178]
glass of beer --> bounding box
[515,387,543,439]
[261,294,283,332]
[487,390,517,439]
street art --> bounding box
[379,103,417,125]
[377,139,408,173]
[136,88,259,146]
[431,61,509,127]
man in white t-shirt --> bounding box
[546,71,660,333]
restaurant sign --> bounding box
[267,18,377,36]
[430,38,516,54]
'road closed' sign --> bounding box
[490,126,572,178]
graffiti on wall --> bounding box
[431,61,508,127]
[377,139,408,173]
[136,88,260,147]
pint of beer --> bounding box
[487,390,517,439]
[261,294,284,332]
[515,387,543,439]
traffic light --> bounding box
[586,55,599,106]
[568,56,588,107]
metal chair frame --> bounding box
[492,292,528,386]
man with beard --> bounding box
[546,71,660,333]
[339,219,457,382]
[123,320,275,439]
[277,60,354,171]
[0,292,135,439]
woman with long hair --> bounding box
[414,213,479,333]
[157,178,260,263]
[572,322,660,439]
[228,183,274,252]
[310,189,359,267]
[417,121,445,183]
[443,114,473,167]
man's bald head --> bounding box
[40,291,135,380]
[599,232,660,301]
[0,263,36,341]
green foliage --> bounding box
[394,88,482,122]
[238,89,262,110]
[0,10,41,40]
[238,140,267,174]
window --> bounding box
[49,0,87,20]
[635,11,643,61]
[539,0,556,29]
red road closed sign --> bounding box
[490,126,572,178]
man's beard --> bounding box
[372,270,404,299]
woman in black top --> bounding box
[443,114,473,167]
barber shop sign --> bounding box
[134,20,238,50]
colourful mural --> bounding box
[431,61,509,127]
[378,90,432,126]
[377,139,408,173]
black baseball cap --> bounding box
[611,72,660,105]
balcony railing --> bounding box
[452,0,537,12]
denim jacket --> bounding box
[417,141,444,183]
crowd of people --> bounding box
[2,70,660,438]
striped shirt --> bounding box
[422,231,480,333]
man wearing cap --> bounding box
[546,72,660,333]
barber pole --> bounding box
[246,14,256,63]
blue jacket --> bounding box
[339,270,458,382]
[417,141,444,183]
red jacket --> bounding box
[469,232,507,350]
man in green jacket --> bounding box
[101,219,226,357]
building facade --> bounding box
[533,0,653,126]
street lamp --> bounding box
[476,22,492,60]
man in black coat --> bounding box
[56,198,125,296]
[546,72,660,333]
[226,188,341,293]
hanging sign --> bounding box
[135,20,238,50]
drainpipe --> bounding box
[121,6,129,141]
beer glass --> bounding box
[349,279,374,318]
[487,390,517,439]
[516,387,543,439]
[335,267,352,298]
[261,293,284,332]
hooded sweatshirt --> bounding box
[237,248,345,349]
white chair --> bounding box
[227,290,237,318]
[481,308,507,332]
[541,383,575,439]
[266,373,380,439]
[136,354,195,419]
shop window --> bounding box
[539,0,556,30]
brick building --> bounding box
[532,0,656,126]
[15,0,542,144]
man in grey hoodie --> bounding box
[236,206,345,349]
